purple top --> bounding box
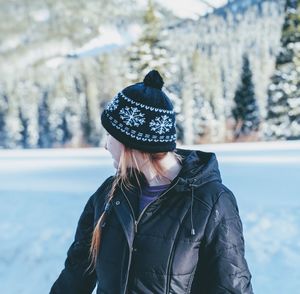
[139,183,171,214]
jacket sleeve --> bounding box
[194,189,253,294]
[50,176,114,294]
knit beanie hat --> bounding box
[101,70,177,152]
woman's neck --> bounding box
[142,153,182,186]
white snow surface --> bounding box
[156,0,228,19]
[0,140,300,294]
[68,24,142,58]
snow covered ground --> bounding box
[0,141,299,294]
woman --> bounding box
[50,70,253,294]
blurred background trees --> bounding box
[1,0,297,149]
[265,0,300,140]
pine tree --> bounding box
[56,106,73,146]
[81,93,93,146]
[37,90,53,148]
[180,49,208,145]
[265,0,300,140]
[190,49,216,143]
[53,68,83,148]
[78,65,101,147]
[18,105,30,148]
[232,54,260,139]
[61,110,72,145]
[0,92,9,148]
[127,0,169,82]
[165,63,185,144]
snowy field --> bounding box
[0,141,299,294]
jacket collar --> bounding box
[110,147,222,245]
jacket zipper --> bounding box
[121,178,180,294]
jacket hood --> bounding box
[173,147,222,192]
[172,147,223,236]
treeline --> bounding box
[1,0,294,149]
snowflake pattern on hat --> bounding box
[119,106,145,127]
[149,115,173,134]
[104,111,176,142]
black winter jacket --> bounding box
[50,148,253,294]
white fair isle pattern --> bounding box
[119,92,174,114]
[106,95,119,111]
[119,106,145,127]
[149,115,173,134]
[105,112,176,142]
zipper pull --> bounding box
[134,220,138,233]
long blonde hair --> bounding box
[86,146,183,273]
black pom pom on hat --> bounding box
[143,70,164,90]
[101,69,177,152]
